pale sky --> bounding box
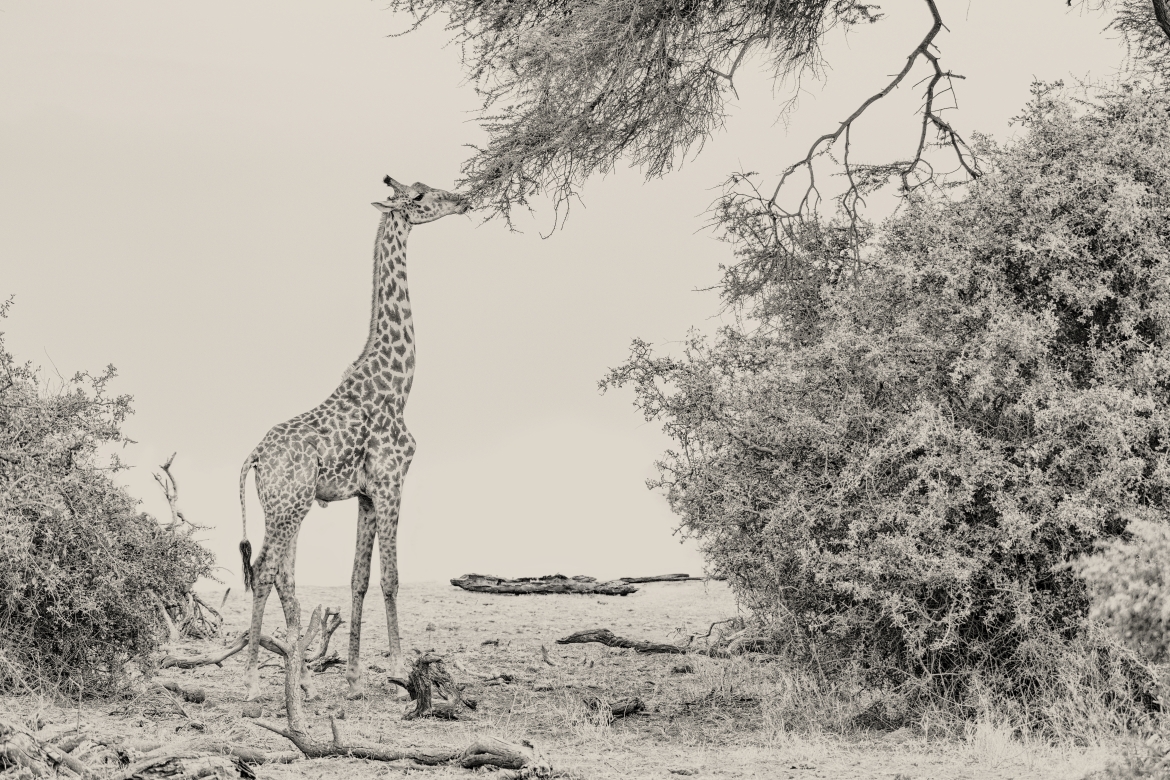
[0,1,1126,586]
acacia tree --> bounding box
[389,0,1170,300]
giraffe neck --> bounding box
[349,211,416,412]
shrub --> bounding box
[0,298,214,696]
[1076,520,1170,664]
[603,81,1170,725]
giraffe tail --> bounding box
[239,448,259,592]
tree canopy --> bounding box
[390,0,1170,302]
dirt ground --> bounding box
[1,580,1122,779]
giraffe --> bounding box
[237,176,470,701]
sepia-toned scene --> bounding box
[3,1,1170,778]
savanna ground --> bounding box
[0,581,1122,779]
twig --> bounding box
[152,453,185,531]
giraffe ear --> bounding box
[372,201,394,212]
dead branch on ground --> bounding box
[159,606,343,673]
[254,605,553,777]
[557,627,779,659]
[385,655,477,720]
[1,718,299,779]
[618,573,702,583]
[556,629,687,655]
[451,573,637,596]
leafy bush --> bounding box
[0,298,214,695]
[1076,520,1170,664]
[604,82,1170,722]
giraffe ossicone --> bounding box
[237,176,470,702]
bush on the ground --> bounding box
[604,81,1170,728]
[0,299,214,696]
[1076,520,1170,664]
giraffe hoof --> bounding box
[345,688,367,701]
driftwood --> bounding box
[254,605,553,777]
[110,750,239,780]
[557,627,779,659]
[1,719,71,778]
[618,573,703,583]
[159,606,343,673]
[451,573,637,596]
[1,719,299,779]
[557,629,687,655]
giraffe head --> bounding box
[373,176,471,224]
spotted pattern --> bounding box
[238,180,469,701]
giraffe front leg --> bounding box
[346,496,376,700]
[375,490,408,691]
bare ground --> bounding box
[1,580,1121,779]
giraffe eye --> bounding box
[412,193,425,202]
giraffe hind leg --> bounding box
[244,544,273,701]
[243,435,318,701]
[275,533,317,700]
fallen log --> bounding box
[556,626,779,659]
[556,628,686,655]
[110,749,240,780]
[450,573,637,596]
[3,722,288,779]
[618,574,703,583]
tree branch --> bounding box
[1155,0,1170,41]
[715,0,981,303]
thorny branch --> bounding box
[715,0,982,303]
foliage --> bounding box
[0,299,215,696]
[388,0,881,224]
[1076,520,1170,664]
[388,0,1170,307]
[1108,0,1170,80]
[602,81,1170,719]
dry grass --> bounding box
[0,580,1131,779]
